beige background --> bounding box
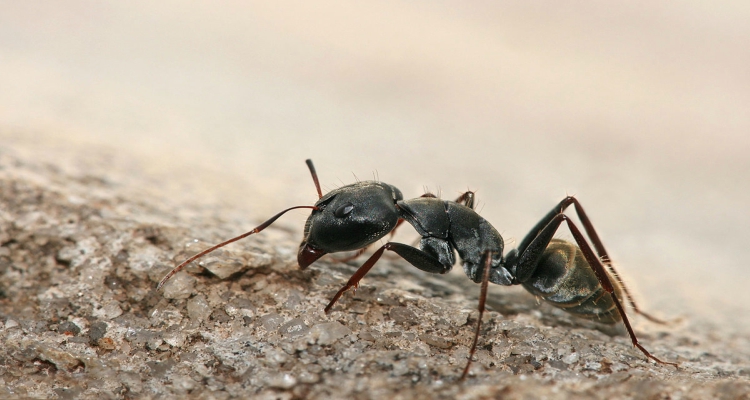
[2,0,749,347]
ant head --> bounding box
[298,181,403,268]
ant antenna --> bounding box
[305,159,323,199]
[157,205,317,290]
[160,160,326,290]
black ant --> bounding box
[158,159,677,379]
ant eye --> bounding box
[334,202,354,218]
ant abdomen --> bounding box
[522,239,623,324]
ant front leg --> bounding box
[324,242,452,313]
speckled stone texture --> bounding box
[1,148,749,400]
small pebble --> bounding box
[562,352,579,364]
[259,313,285,331]
[147,337,164,350]
[419,334,453,349]
[266,373,297,389]
[202,255,245,280]
[279,318,309,337]
[448,310,470,327]
[94,301,123,320]
[389,307,417,325]
[163,330,187,348]
[311,322,352,345]
[225,297,255,318]
[58,321,81,336]
[283,290,303,310]
[89,321,108,342]
[187,295,212,321]
[162,274,196,300]
[97,337,117,350]
[584,361,602,371]
[298,370,320,384]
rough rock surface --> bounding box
[1,148,749,399]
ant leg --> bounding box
[158,205,317,290]
[511,213,677,366]
[454,190,476,209]
[324,242,451,313]
[563,198,668,323]
[515,196,666,324]
[562,217,678,367]
[461,250,493,380]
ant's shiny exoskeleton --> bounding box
[158,159,677,379]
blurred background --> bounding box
[1,1,749,334]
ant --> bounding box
[158,159,677,379]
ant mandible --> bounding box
[158,159,677,379]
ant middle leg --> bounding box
[461,250,493,380]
